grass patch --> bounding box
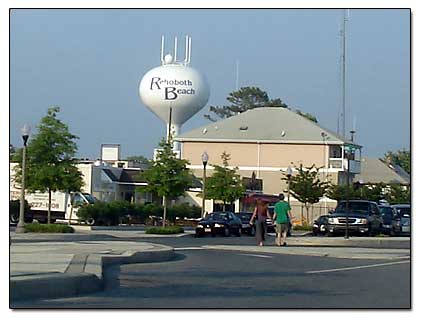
[24,223,75,233]
[145,226,184,235]
[292,224,313,231]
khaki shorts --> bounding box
[276,223,288,234]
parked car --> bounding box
[391,204,411,236]
[326,200,383,236]
[236,212,256,236]
[379,205,395,235]
[312,215,330,236]
[195,212,242,237]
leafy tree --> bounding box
[13,107,83,224]
[203,152,244,211]
[284,164,328,224]
[204,86,288,121]
[204,86,318,124]
[136,138,194,227]
[383,149,410,174]
[126,155,151,165]
[327,182,387,203]
[326,184,359,202]
[386,184,410,204]
[295,110,318,123]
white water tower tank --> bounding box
[139,36,210,149]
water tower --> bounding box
[139,36,210,152]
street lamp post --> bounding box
[345,151,350,239]
[201,151,209,218]
[16,124,31,234]
[286,166,292,206]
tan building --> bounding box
[176,107,362,221]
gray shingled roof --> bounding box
[176,107,356,145]
[354,158,410,185]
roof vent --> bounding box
[239,125,248,131]
[281,130,286,137]
[202,128,207,134]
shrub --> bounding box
[24,223,75,233]
[145,226,184,235]
[76,201,202,226]
[168,203,201,221]
[292,224,313,231]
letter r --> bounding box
[150,77,161,90]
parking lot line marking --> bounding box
[174,247,205,251]
[238,253,273,259]
[306,260,410,274]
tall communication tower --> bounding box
[338,9,350,138]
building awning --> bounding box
[242,193,280,204]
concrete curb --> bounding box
[10,272,103,302]
[10,244,175,302]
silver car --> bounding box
[391,204,411,236]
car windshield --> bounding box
[337,202,369,214]
[380,207,394,217]
[205,213,228,221]
[395,207,411,218]
[82,193,97,204]
[237,213,252,221]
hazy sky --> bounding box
[10,9,410,160]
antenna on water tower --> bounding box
[139,35,210,151]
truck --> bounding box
[10,162,102,224]
[10,161,146,224]
[9,177,97,224]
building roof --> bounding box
[354,158,410,185]
[176,107,358,146]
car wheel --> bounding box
[10,214,19,224]
[86,218,95,226]
[236,227,241,237]
[224,227,230,237]
[250,226,256,236]
[327,231,335,237]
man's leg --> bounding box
[281,228,288,245]
[276,224,282,246]
[280,223,287,245]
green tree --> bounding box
[327,182,386,202]
[383,149,410,174]
[137,138,194,227]
[326,184,359,202]
[386,184,410,204]
[295,110,318,123]
[14,107,83,224]
[203,152,244,211]
[284,164,328,224]
[204,86,288,121]
[360,183,386,202]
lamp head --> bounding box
[201,151,209,165]
[286,166,293,177]
[21,124,31,145]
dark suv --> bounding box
[326,200,383,236]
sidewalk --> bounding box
[10,240,175,302]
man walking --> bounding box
[273,193,292,246]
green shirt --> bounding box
[274,201,291,224]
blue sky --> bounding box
[10,9,410,159]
